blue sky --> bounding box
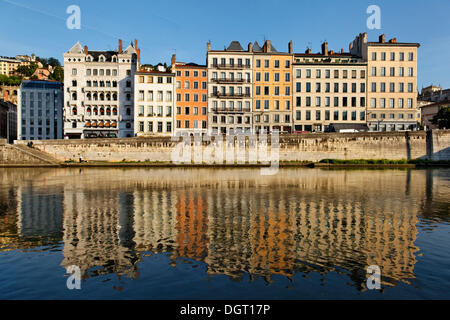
[0,0,449,88]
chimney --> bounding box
[248,42,253,52]
[207,41,211,52]
[379,34,385,43]
[305,48,311,54]
[330,50,334,55]
[84,45,88,55]
[118,39,123,53]
[171,54,176,67]
[321,42,328,56]
[264,40,271,53]
[134,39,138,49]
[288,40,293,54]
[341,48,344,54]
[349,43,353,52]
[137,48,141,65]
[392,38,397,44]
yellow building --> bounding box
[351,33,420,131]
[252,40,293,133]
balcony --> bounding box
[210,92,251,99]
[211,107,251,114]
[210,64,251,70]
[211,78,251,84]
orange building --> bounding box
[172,55,208,135]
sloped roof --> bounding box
[253,41,263,52]
[226,41,244,51]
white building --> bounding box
[207,41,253,134]
[134,68,176,136]
[18,80,64,140]
[63,40,140,139]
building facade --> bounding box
[172,56,208,135]
[207,41,253,134]
[134,69,175,136]
[17,80,63,140]
[0,55,33,76]
[253,40,294,133]
[63,40,139,139]
[0,100,17,143]
[293,43,367,133]
[351,33,420,131]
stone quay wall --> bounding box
[8,130,450,164]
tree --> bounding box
[47,57,61,67]
[15,63,38,77]
[49,66,64,82]
[431,106,450,129]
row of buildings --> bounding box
[62,33,421,139]
[4,32,442,142]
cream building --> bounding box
[293,43,367,133]
[63,40,140,139]
[207,41,253,134]
[351,33,420,131]
[134,68,175,136]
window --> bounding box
[408,68,414,77]
[408,52,414,61]
[316,70,321,78]
[372,52,377,61]
[274,60,280,68]
[390,52,395,61]
[399,52,404,61]
[306,69,311,78]
[72,68,77,76]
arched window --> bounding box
[106,108,111,116]
[72,92,77,100]
[106,93,111,101]
[86,107,92,116]
[93,108,98,116]
[93,93,98,101]
[100,108,105,116]
[113,93,117,101]
[72,107,77,115]
[87,93,91,101]
[100,93,105,101]
[112,108,118,116]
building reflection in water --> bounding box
[1,168,446,290]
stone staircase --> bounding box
[11,144,60,165]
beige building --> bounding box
[0,55,33,76]
[351,33,420,131]
[253,40,293,133]
[207,41,253,134]
[293,43,367,133]
[134,68,175,136]
[420,101,449,129]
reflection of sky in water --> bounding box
[0,168,449,299]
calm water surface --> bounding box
[0,168,449,299]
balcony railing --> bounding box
[210,93,251,99]
[211,78,251,84]
[210,64,251,70]
[211,108,251,113]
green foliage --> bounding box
[432,106,450,129]
[319,159,410,165]
[15,63,38,77]
[49,66,64,82]
[0,74,23,85]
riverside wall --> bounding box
[6,130,450,164]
